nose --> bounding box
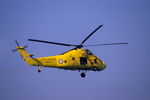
[101,61,106,70]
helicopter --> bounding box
[12,25,128,78]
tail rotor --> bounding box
[12,40,28,52]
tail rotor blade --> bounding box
[12,40,19,52]
[24,45,28,48]
[15,40,20,47]
[12,49,18,52]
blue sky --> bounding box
[0,0,150,100]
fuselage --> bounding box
[17,47,106,71]
[35,49,106,71]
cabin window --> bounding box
[94,59,97,64]
[64,60,67,63]
[80,57,87,65]
[72,57,75,60]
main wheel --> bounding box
[81,72,86,78]
[93,67,97,71]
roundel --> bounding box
[59,59,63,64]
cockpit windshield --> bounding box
[86,49,93,55]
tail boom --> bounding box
[17,47,39,66]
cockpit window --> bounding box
[86,49,93,55]
[94,59,97,64]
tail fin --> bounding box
[16,47,39,66]
[12,40,39,66]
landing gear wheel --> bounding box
[93,67,97,71]
[38,66,42,73]
[38,69,41,73]
[81,72,86,78]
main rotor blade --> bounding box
[28,39,77,47]
[81,25,103,45]
[83,42,128,47]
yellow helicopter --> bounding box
[12,25,128,78]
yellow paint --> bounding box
[17,46,106,71]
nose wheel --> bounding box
[81,72,86,78]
